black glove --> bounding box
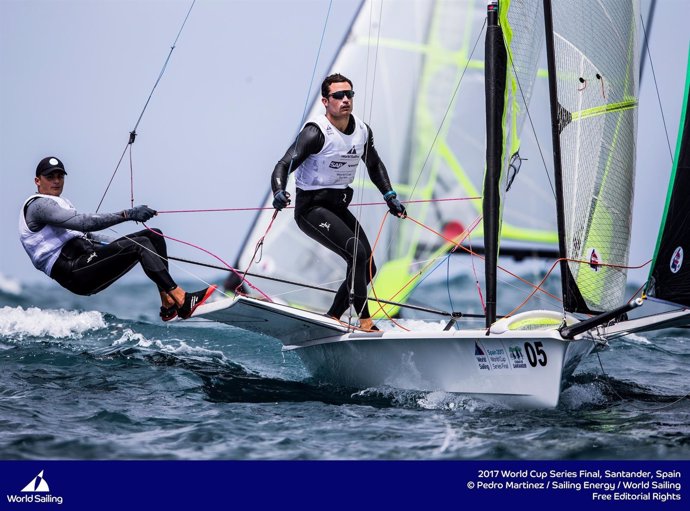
[273,190,291,211]
[385,192,406,218]
[123,205,157,222]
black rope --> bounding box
[165,255,488,319]
[95,0,197,212]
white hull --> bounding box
[196,297,599,408]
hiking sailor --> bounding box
[270,73,406,331]
[18,156,216,321]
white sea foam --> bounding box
[0,305,106,339]
[0,273,22,296]
[112,328,225,359]
[620,332,652,345]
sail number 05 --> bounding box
[524,341,547,367]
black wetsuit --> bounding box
[24,197,176,296]
[271,117,393,320]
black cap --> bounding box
[36,156,67,177]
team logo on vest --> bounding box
[588,248,600,271]
[329,161,346,169]
[670,246,684,274]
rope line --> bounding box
[640,12,674,164]
[596,351,688,410]
[154,196,481,215]
[142,225,272,302]
[95,0,197,212]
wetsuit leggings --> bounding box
[296,206,377,319]
[51,229,176,296]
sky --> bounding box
[1,0,688,289]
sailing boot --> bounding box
[178,285,218,319]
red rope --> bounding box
[155,196,481,215]
[143,224,273,301]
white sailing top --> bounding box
[295,113,369,191]
[18,194,84,276]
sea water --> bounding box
[1,275,689,460]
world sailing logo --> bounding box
[21,470,50,492]
[6,470,64,505]
[474,342,490,371]
[670,246,684,274]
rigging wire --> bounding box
[142,225,272,301]
[351,12,489,320]
[95,0,197,213]
[165,253,457,318]
[638,0,656,81]
[345,0,384,327]
[405,18,487,201]
[640,12,674,164]
[595,352,688,410]
[236,0,334,300]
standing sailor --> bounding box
[270,73,406,331]
[19,156,216,321]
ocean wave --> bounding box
[110,328,226,360]
[0,305,106,340]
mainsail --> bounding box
[645,44,690,306]
[544,0,639,314]
[235,0,555,317]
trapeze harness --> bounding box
[19,194,176,296]
[270,114,394,319]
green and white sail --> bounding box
[544,0,639,314]
[236,0,555,316]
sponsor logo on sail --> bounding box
[329,161,346,169]
[670,246,683,274]
[6,470,64,505]
[588,248,600,271]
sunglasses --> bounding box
[327,90,355,100]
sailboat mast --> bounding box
[483,0,507,327]
[542,0,572,310]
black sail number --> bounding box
[524,341,548,367]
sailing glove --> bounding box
[384,192,406,218]
[123,205,157,222]
[273,190,291,211]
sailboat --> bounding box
[195,0,689,408]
